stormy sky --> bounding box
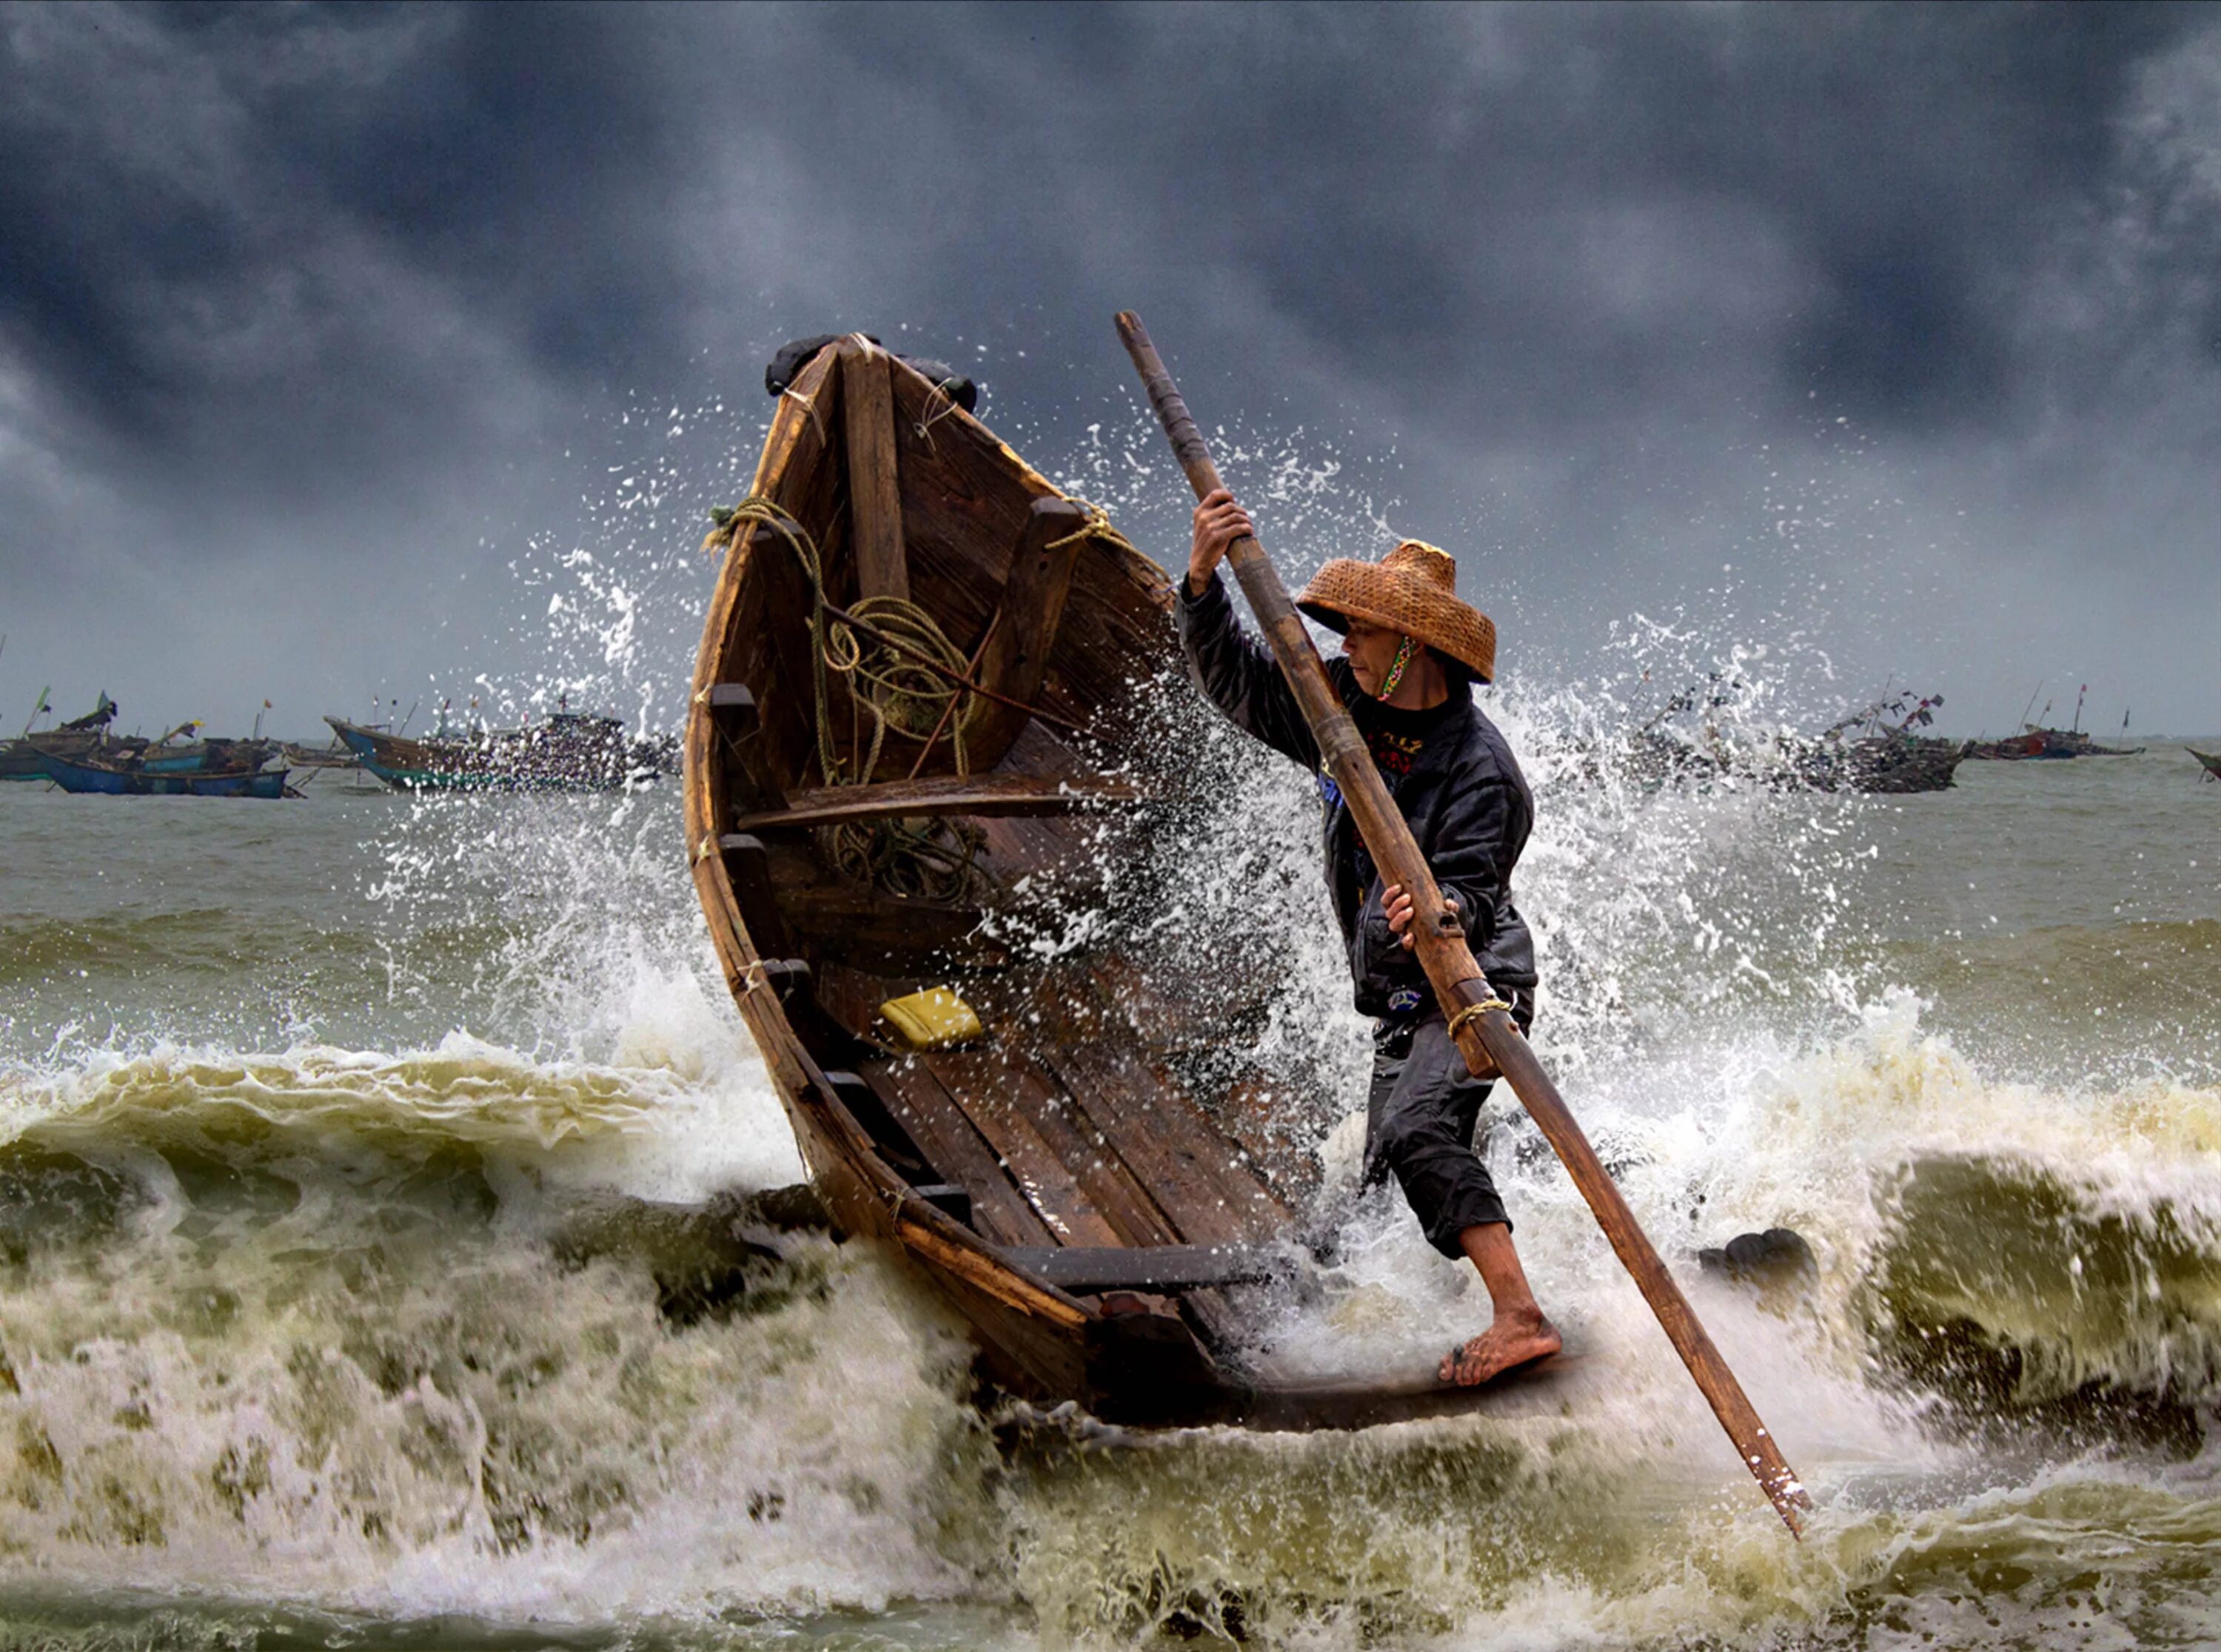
[1,1,2217,740]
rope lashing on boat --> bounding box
[702,496,988,901]
[1041,496,1139,561]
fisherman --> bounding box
[1178,488,1560,1386]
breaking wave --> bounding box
[6,415,2220,1647]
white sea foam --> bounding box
[8,406,2221,1647]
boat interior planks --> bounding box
[856,1059,1059,1250]
[687,335,1560,1428]
[916,1050,1128,1250]
[905,1036,1182,1252]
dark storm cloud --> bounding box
[1,1,2217,731]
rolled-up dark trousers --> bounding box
[1363,998,1530,1258]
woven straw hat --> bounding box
[1297,540,1497,683]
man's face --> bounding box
[1341,619,1403,696]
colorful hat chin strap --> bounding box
[1377,635,1417,701]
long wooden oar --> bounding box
[1116,312,1812,1537]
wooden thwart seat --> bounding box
[1000,1243,1292,1293]
[730,772,1151,833]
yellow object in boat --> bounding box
[877,987,984,1052]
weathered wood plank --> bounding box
[717,833,796,958]
[820,1067,931,1178]
[1079,957,1306,1214]
[704,682,788,815]
[841,344,908,601]
[810,960,907,1044]
[1045,1042,1259,1248]
[731,342,846,790]
[858,1058,1051,1249]
[1001,1243,1290,1293]
[895,1216,1088,1329]
[943,1044,1183,1252]
[922,1049,1122,1249]
[751,867,1004,973]
[731,772,1149,833]
[1002,961,1288,1237]
[966,498,1091,766]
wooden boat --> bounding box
[324,711,653,791]
[1795,733,1967,794]
[31,746,290,798]
[2029,727,2143,758]
[278,739,363,771]
[1609,688,1963,795]
[2189,748,2221,781]
[686,337,1574,1429]
[1788,692,1964,793]
[1,695,130,780]
[137,728,276,776]
[1,733,101,781]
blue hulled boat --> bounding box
[31,747,290,799]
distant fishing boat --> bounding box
[2026,727,2144,758]
[31,747,290,799]
[1968,729,2143,759]
[1970,687,2143,759]
[278,739,361,770]
[1,693,127,780]
[1612,688,1964,794]
[323,710,655,791]
[133,725,278,776]
[1797,733,1969,793]
[1792,693,1966,794]
[686,335,1578,1430]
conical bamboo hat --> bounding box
[1296,540,1496,682]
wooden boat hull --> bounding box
[1970,730,2143,760]
[2,731,111,779]
[32,749,289,798]
[686,338,1561,1429]
[2190,748,2221,781]
[175,766,289,799]
[1798,734,1967,794]
[324,716,646,791]
[30,749,134,793]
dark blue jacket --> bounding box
[1176,572,1538,1018]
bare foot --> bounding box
[1438,1309,1561,1386]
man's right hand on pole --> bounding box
[1188,488,1255,596]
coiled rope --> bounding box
[703,493,1137,903]
[704,497,986,900]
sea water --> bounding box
[5,388,2221,1648]
[6,728,2221,1649]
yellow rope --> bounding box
[1444,995,1514,1043]
[703,497,986,901]
[1044,497,1137,559]
[701,492,1139,902]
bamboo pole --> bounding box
[1116,311,1812,1537]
